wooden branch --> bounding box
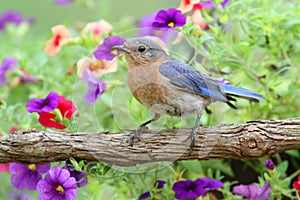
[1,118,300,166]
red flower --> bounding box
[38,96,76,129]
[38,112,66,129]
[293,175,300,196]
[57,96,76,119]
[0,163,10,172]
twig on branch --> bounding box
[1,118,300,166]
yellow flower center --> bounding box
[168,21,175,27]
[111,49,118,55]
[56,185,64,194]
[28,164,36,171]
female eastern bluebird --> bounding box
[114,37,262,154]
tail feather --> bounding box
[223,84,263,102]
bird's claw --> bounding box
[189,134,196,155]
[184,130,197,155]
[129,126,148,146]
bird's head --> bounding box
[113,37,168,67]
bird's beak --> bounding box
[112,45,130,53]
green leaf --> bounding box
[276,161,289,174]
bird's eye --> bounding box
[137,45,146,52]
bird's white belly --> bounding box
[149,90,210,116]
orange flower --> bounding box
[44,25,71,56]
[81,19,113,42]
[178,0,201,13]
[76,56,117,78]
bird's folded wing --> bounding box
[159,59,227,102]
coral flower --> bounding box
[45,25,71,56]
[76,56,117,78]
[178,0,202,13]
[81,19,113,42]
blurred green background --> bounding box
[0,0,177,34]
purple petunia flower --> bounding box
[172,179,204,199]
[37,166,77,200]
[93,36,126,60]
[0,10,34,32]
[232,183,271,200]
[0,57,18,86]
[10,163,51,191]
[54,0,74,5]
[152,8,186,29]
[139,12,177,42]
[263,159,275,170]
[82,68,106,104]
[26,91,60,113]
[138,180,166,200]
[199,0,229,9]
[172,178,222,200]
[63,160,87,188]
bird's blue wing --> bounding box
[159,59,228,102]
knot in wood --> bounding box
[247,139,257,148]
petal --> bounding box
[83,84,99,104]
[232,184,251,198]
[37,179,54,193]
[45,38,61,56]
[36,163,51,174]
[62,176,77,189]
[1,57,18,71]
[38,112,66,129]
[57,168,72,184]
[293,181,300,190]
[258,183,271,200]
[9,163,29,174]
[138,191,150,200]
[64,188,77,200]
[221,0,230,8]
[11,169,42,190]
[57,96,76,120]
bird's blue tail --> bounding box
[223,84,263,102]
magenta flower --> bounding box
[232,183,270,200]
[10,163,51,191]
[152,8,186,29]
[26,91,60,113]
[63,160,87,188]
[82,68,106,104]
[263,159,275,170]
[0,10,34,31]
[172,178,222,200]
[54,0,74,5]
[139,12,177,42]
[37,166,77,200]
[199,0,229,9]
[138,180,166,200]
[0,57,18,86]
[93,36,126,60]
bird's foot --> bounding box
[184,129,197,155]
[129,126,148,146]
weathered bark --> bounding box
[1,118,300,166]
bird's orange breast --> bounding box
[127,64,175,109]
